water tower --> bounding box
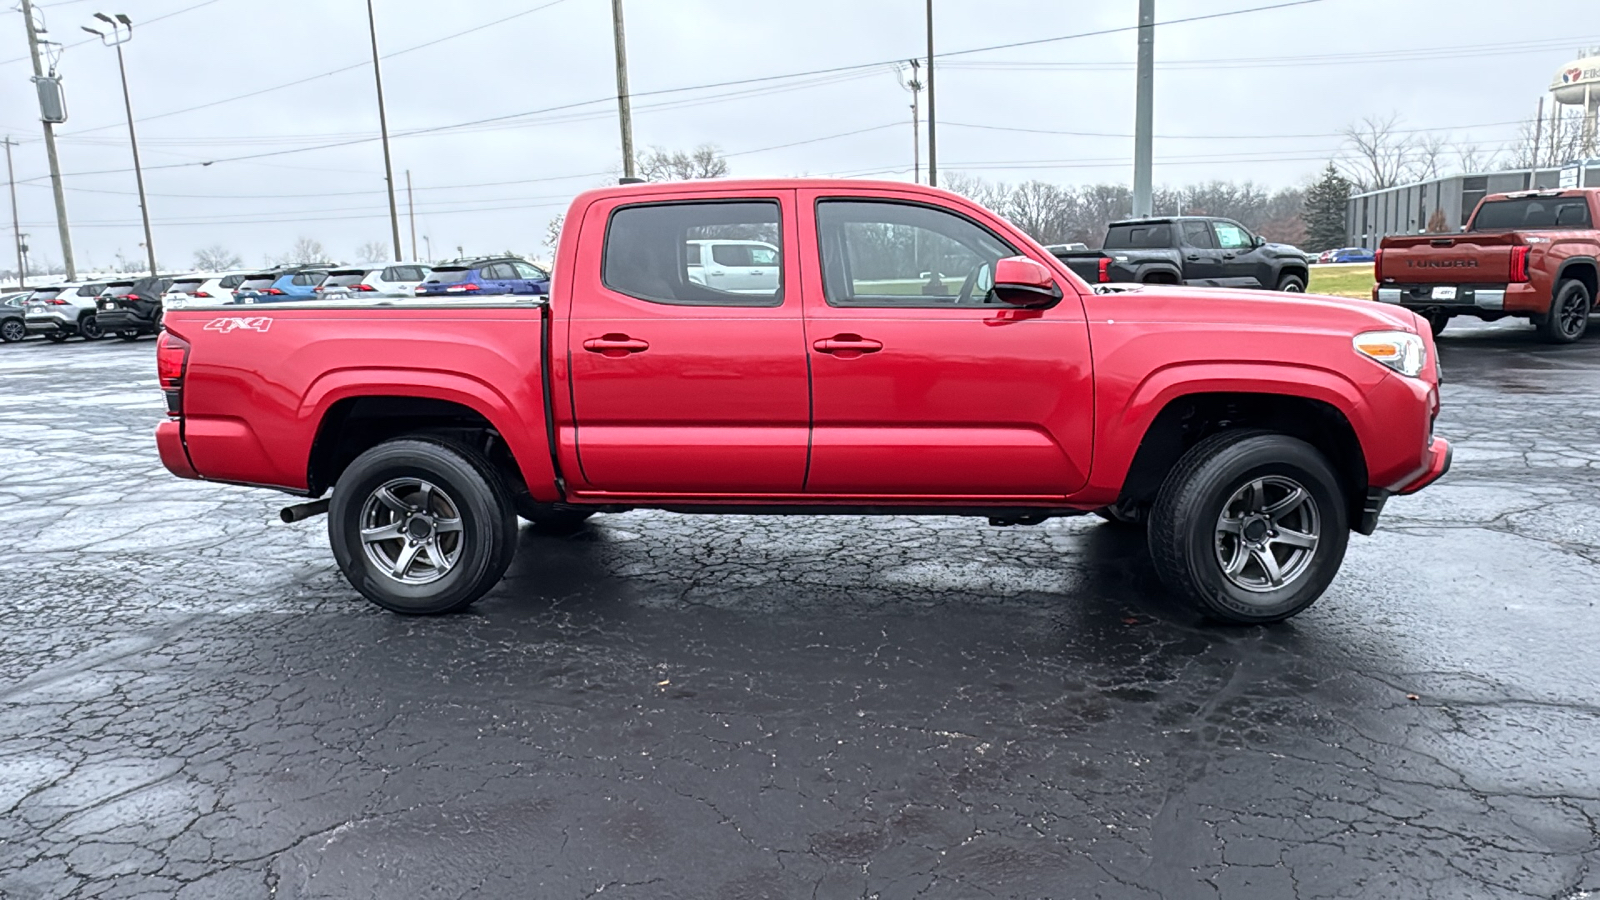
[1552,50,1600,157]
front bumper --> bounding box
[1397,437,1452,495]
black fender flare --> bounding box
[1133,262,1184,284]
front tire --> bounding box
[328,438,517,615]
[1148,431,1349,624]
[1275,273,1306,293]
[1537,279,1591,344]
[0,319,24,343]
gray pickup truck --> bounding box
[1051,216,1311,292]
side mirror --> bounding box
[992,256,1060,308]
[1253,235,1266,248]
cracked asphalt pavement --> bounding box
[2,320,1598,899]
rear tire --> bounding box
[1148,430,1348,625]
[328,437,517,615]
[1537,279,1591,344]
[1275,273,1306,293]
[1424,308,1451,338]
[45,332,69,343]
[78,315,105,341]
[117,330,140,341]
[0,319,24,343]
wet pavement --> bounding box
[1,320,1597,900]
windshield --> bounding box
[425,268,473,284]
[1103,223,1173,249]
[1472,197,1593,230]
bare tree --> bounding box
[941,172,1010,212]
[1003,181,1073,244]
[1454,140,1497,174]
[193,245,243,271]
[278,237,330,266]
[1415,132,1450,181]
[637,144,729,182]
[1503,108,1588,170]
[354,240,391,263]
[543,214,565,252]
[1339,114,1422,191]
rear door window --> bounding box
[1181,221,1216,249]
[1103,223,1172,249]
[603,200,783,307]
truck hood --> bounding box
[1085,284,1419,335]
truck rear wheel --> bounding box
[1148,430,1348,624]
[328,437,517,615]
[1275,273,1306,293]
[1537,279,1591,344]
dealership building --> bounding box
[1343,160,1600,249]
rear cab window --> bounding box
[1103,223,1172,249]
[1471,197,1593,230]
[602,201,783,307]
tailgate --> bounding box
[1050,251,1109,282]
[1378,234,1518,284]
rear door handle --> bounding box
[583,334,650,357]
[813,335,883,355]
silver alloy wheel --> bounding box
[1282,282,1304,293]
[1214,475,1321,595]
[358,477,465,586]
[1,319,23,342]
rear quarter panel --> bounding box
[164,306,553,497]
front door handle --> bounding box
[813,334,883,355]
[583,334,650,357]
[1186,254,1201,261]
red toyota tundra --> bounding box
[155,179,1449,624]
[1375,187,1599,342]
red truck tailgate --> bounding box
[1378,233,1519,285]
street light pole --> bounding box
[366,0,404,261]
[1132,0,1156,217]
[406,169,417,261]
[610,0,636,180]
[925,0,937,188]
[85,13,155,275]
[895,61,923,184]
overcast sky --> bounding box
[1,0,1595,273]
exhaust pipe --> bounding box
[279,499,330,523]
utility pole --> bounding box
[19,0,75,281]
[85,14,155,275]
[4,137,24,288]
[405,169,417,261]
[896,61,923,183]
[610,0,636,180]
[366,0,403,261]
[925,0,937,187]
[1132,0,1156,217]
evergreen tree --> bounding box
[1303,163,1352,252]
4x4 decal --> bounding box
[203,316,273,334]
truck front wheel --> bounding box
[1147,431,1348,624]
[328,438,517,615]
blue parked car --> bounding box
[234,266,330,304]
[414,257,549,298]
[1328,247,1376,264]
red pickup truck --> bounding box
[155,179,1450,624]
[1375,188,1599,342]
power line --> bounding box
[0,0,228,66]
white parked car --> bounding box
[317,263,433,300]
[685,239,779,293]
[23,281,111,342]
[164,271,252,307]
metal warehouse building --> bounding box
[1345,160,1600,249]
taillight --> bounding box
[47,298,67,305]
[1097,258,1112,283]
[1510,245,1530,283]
[265,288,285,295]
[353,284,375,291]
[313,286,324,292]
[157,331,190,418]
[194,291,211,298]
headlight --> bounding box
[1353,331,1427,378]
